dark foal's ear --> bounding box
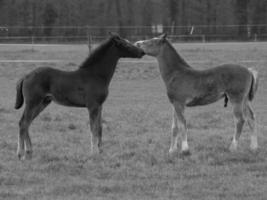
[158,33,167,44]
[109,32,120,39]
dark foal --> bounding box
[135,34,259,155]
[15,33,144,160]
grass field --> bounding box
[0,42,267,200]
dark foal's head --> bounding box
[109,33,145,58]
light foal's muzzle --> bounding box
[134,41,144,48]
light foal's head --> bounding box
[135,34,167,57]
[109,32,145,58]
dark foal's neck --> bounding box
[79,44,120,85]
[157,41,191,81]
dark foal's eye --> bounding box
[112,35,121,42]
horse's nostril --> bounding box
[141,50,145,56]
[134,42,140,47]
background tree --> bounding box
[235,0,249,39]
[0,0,266,40]
[42,2,58,36]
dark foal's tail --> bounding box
[248,68,259,101]
[15,78,24,109]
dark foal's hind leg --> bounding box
[244,102,258,150]
[229,101,245,152]
[17,98,51,160]
[88,106,103,154]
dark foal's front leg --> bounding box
[88,106,103,154]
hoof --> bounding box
[250,136,258,151]
[250,145,258,152]
[169,147,178,154]
[229,144,237,152]
[99,148,103,154]
[17,153,24,160]
[181,150,191,156]
[24,151,33,160]
[229,139,238,152]
[17,150,24,160]
[91,144,103,155]
[90,149,102,156]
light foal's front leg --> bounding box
[171,101,190,155]
[169,108,179,153]
[229,101,245,152]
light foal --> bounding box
[135,34,259,155]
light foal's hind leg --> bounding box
[229,101,245,152]
[17,98,51,160]
[172,102,190,155]
[244,102,258,150]
[88,106,103,154]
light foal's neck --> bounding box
[156,41,191,82]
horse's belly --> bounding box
[186,93,223,107]
[49,92,86,107]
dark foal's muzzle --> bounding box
[134,42,145,57]
[139,49,145,57]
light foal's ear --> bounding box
[159,33,167,40]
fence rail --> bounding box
[1,25,267,44]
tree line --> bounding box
[0,0,266,41]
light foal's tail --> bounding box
[14,78,24,109]
[248,68,259,101]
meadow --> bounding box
[0,42,267,200]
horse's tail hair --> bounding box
[248,68,259,101]
[14,78,24,109]
[224,94,228,107]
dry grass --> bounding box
[0,42,267,200]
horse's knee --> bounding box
[19,117,25,128]
[19,120,27,138]
[235,117,245,133]
[17,151,24,160]
[233,107,245,126]
[237,117,245,125]
[19,115,29,129]
[24,150,33,160]
[247,105,255,120]
[171,126,178,136]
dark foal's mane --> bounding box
[79,37,114,68]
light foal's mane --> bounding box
[158,40,192,80]
[163,40,191,69]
